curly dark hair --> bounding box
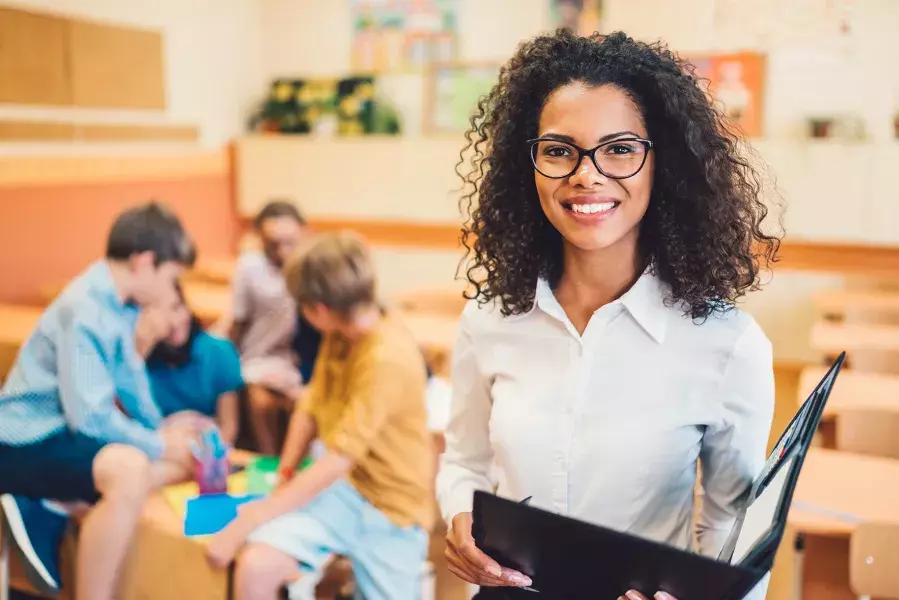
[457,30,782,320]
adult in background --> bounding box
[438,30,782,599]
[231,200,307,454]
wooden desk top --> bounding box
[811,321,899,354]
[790,448,899,537]
[181,281,231,325]
[397,311,458,355]
[0,304,42,346]
[801,367,899,419]
[814,289,899,318]
[187,257,237,286]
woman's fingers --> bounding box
[445,539,509,586]
[620,591,677,600]
[447,511,532,587]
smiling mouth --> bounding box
[561,201,620,215]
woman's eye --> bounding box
[605,142,641,155]
[543,145,573,157]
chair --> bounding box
[836,409,899,459]
[850,522,899,599]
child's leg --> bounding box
[238,482,363,599]
[75,444,152,600]
[233,543,300,599]
[246,384,285,455]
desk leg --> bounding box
[793,533,805,600]
[1,513,9,600]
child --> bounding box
[207,232,434,600]
[229,200,308,454]
[146,282,243,446]
[0,202,200,600]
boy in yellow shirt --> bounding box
[207,232,433,600]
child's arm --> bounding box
[216,391,240,446]
[58,311,165,459]
[275,403,317,482]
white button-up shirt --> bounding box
[437,272,774,597]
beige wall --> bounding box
[243,1,899,363]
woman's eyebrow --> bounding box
[538,130,643,144]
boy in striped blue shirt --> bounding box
[0,202,201,600]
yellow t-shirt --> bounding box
[303,314,434,529]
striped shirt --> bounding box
[0,261,164,459]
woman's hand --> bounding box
[445,512,532,588]
[620,590,677,600]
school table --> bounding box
[181,281,231,327]
[814,289,899,321]
[0,304,42,382]
[186,257,237,286]
[811,321,899,355]
[780,447,899,600]
[799,367,899,422]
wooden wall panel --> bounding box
[0,7,70,105]
[0,120,198,142]
[0,120,74,141]
[68,19,166,109]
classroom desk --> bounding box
[791,447,899,536]
[811,321,899,355]
[799,367,899,422]
[814,289,899,320]
[181,281,231,327]
[0,304,42,381]
[186,257,237,286]
[398,311,459,376]
[392,285,468,316]
[780,448,899,600]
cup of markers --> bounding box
[191,427,230,495]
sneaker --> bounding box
[0,494,67,594]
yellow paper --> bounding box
[162,471,250,520]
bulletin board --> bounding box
[0,6,166,110]
[0,8,71,105]
[688,52,766,138]
[424,63,500,134]
[68,19,166,110]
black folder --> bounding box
[472,353,846,599]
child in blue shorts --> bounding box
[206,232,434,600]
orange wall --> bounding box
[0,151,238,305]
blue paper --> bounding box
[183,493,263,537]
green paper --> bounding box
[245,456,314,495]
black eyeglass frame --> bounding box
[527,137,655,180]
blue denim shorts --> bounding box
[247,480,427,600]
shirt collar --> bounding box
[531,269,669,344]
[84,260,128,312]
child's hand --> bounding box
[206,502,270,569]
[206,525,246,570]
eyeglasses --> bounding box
[528,137,654,180]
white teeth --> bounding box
[571,202,616,214]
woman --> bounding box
[147,283,243,446]
[437,30,781,600]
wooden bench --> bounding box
[0,305,42,382]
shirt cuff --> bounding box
[442,484,478,527]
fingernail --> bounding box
[626,592,644,600]
[655,593,675,600]
[512,574,533,587]
[486,565,502,577]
